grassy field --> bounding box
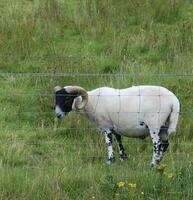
[0,0,193,199]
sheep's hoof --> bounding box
[150,161,159,168]
[106,157,115,164]
[120,154,127,161]
[151,163,156,168]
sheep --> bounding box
[54,85,180,167]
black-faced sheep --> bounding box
[54,85,180,167]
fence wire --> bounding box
[0,72,193,77]
[0,92,193,97]
[0,139,193,145]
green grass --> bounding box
[0,0,193,199]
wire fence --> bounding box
[0,73,192,159]
[0,92,193,97]
[0,73,192,129]
[0,72,193,77]
[0,139,193,145]
[0,127,192,132]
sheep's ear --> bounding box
[54,86,62,92]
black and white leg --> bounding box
[104,129,115,164]
[150,129,164,167]
[150,125,170,167]
[114,133,127,161]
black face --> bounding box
[55,88,78,118]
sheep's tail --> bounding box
[168,96,180,135]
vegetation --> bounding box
[0,0,193,199]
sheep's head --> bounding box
[54,85,88,119]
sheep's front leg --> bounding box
[104,129,115,164]
[114,133,127,161]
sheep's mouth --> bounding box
[55,111,65,119]
[56,114,63,119]
[56,111,69,119]
[55,105,65,119]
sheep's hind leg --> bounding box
[104,129,115,164]
[149,128,164,167]
[114,133,127,161]
[151,126,169,167]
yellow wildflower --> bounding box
[128,183,137,188]
[168,173,175,178]
[156,164,167,175]
[141,192,144,195]
[156,164,167,171]
[164,172,175,179]
[117,181,125,188]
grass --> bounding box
[0,0,193,199]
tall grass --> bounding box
[1,0,193,73]
[0,0,193,199]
